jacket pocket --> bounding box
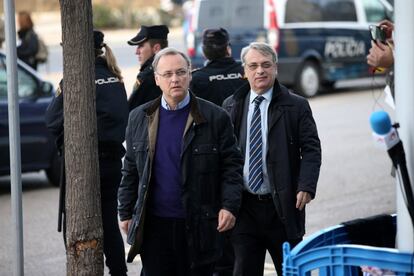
[193,143,219,173]
[132,141,147,173]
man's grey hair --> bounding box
[152,47,192,71]
[240,42,278,65]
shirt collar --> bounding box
[249,88,273,104]
[161,91,190,110]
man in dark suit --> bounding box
[118,47,244,276]
[223,42,321,276]
[127,25,169,111]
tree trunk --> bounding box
[59,0,104,275]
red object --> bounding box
[267,0,280,51]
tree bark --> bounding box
[59,0,104,275]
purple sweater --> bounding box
[148,104,190,218]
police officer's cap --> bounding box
[202,28,229,48]
[127,25,169,46]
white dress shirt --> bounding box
[161,92,190,110]
[243,88,273,194]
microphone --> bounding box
[370,110,414,226]
[370,110,400,150]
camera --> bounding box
[369,25,386,43]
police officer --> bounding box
[190,28,247,106]
[127,25,169,111]
[45,30,129,276]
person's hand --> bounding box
[217,209,236,232]
[378,20,394,39]
[367,41,394,69]
[119,219,132,235]
[296,191,312,211]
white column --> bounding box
[394,0,414,252]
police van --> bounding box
[185,0,393,97]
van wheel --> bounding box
[295,61,321,98]
[46,151,62,187]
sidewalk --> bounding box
[33,11,139,46]
[33,11,183,93]
[33,11,183,47]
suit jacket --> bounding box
[223,80,321,239]
[119,93,244,264]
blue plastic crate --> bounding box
[283,215,414,275]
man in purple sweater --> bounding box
[118,47,244,276]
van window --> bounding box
[285,0,324,22]
[196,0,263,29]
[363,0,391,23]
[285,0,356,22]
[231,0,263,28]
[323,0,356,21]
[197,0,226,29]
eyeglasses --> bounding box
[245,62,274,71]
[156,69,189,79]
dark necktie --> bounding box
[248,95,265,192]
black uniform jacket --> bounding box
[128,56,162,111]
[190,57,247,106]
[222,80,322,239]
[45,57,129,155]
[118,93,244,265]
